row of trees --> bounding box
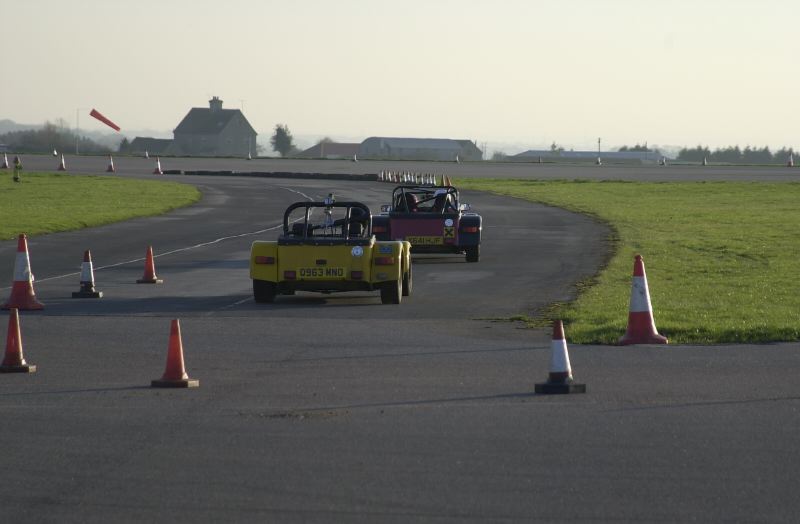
[0,122,111,154]
[677,145,795,163]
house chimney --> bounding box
[209,96,223,112]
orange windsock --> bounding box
[89,108,121,132]
[151,319,199,388]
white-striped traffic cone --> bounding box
[2,234,44,310]
[153,157,163,175]
[1,153,8,169]
[106,155,115,173]
[535,320,586,394]
[145,150,150,159]
[788,155,794,168]
[57,154,66,171]
[72,250,103,298]
[618,254,668,345]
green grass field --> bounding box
[456,179,800,345]
[0,172,200,240]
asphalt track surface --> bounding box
[1,156,799,523]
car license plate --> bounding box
[298,267,345,279]
[406,236,443,245]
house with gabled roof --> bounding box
[167,97,257,157]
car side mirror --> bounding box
[381,205,391,213]
[459,203,471,212]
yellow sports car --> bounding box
[250,199,412,304]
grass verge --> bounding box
[457,178,800,344]
[0,172,201,240]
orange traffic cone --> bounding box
[144,150,150,159]
[72,250,103,298]
[1,153,8,169]
[618,255,668,345]
[106,155,115,173]
[1,308,36,373]
[2,234,44,311]
[57,154,66,171]
[788,155,794,168]
[535,320,585,394]
[153,157,163,175]
[151,319,199,388]
[136,246,163,284]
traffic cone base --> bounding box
[72,290,103,298]
[535,381,586,394]
[1,309,36,373]
[151,377,199,388]
[137,277,163,284]
[0,363,36,373]
[534,320,585,395]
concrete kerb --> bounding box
[182,170,379,182]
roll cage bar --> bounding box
[282,201,373,240]
[391,185,460,213]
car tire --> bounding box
[253,279,277,303]
[465,245,480,263]
[402,262,412,296]
[381,278,402,304]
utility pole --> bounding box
[75,108,87,155]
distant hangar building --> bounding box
[513,149,662,164]
[358,137,483,161]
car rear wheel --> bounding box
[253,279,277,303]
[402,262,412,296]
[465,245,480,263]
[381,278,402,304]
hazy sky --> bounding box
[4,0,798,152]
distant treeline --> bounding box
[676,145,795,164]
[0,122,110,154]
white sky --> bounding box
[4,0,798,152]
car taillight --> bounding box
[461,226,479,233]
[374,257,395,266]
[351,271,363,280]
[284,270,296,280]
[372,226,387,233]
[255,256,275,264]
